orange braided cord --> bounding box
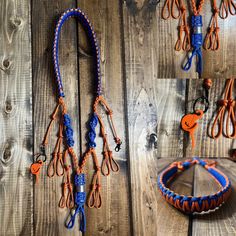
[47,122,64,177]
[175,1,191,51]
[204,1,220,51]
[94,96,122,146]
[59,163,74,209]
[190,0,205,15]
[210,79,236,139]
[86,148,102,209]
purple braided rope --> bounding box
[53,8,102,97]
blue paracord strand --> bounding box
[63,113,74,147]
[158,158,231,213]
[53,8,102,98]
[66,173,86,232]
[88,113,98,148]
[183,15,203,76]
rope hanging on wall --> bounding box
[30,8,122,233]
[161,0,234,76]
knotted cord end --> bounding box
[183,15,203,76]
[66,173,86,232]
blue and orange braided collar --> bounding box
[158,158,231,213]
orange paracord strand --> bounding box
[175,0,191,51]
[204,0,220,51]
[210,78,236,139]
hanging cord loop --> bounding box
[209,78,236,139]
[161,0,181,19]
[220,0,236,19]
[204,1,220,51]
[175,0,191,51]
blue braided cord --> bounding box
[182,161,191,169]
[53,8,102,98]
[66,174,86,232]
[63,114,74,147]
[208,168,228,187]
[183,15,203,76]
[161,167,178,184]
[66,204,86,232]
[75,173,86,186]
[87,113,98,148]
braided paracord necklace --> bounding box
[161,0,235,76]
[158,158,231,213]
[30,8,122,233]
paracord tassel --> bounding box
[183,15,203,76]
[66,173,86,233]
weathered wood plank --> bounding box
[0,0,33,235]
[125,77,190,234]
[77,1,131,235]
[202,8,236,78]
[156,159,193,236]
[185,79,234,157]
[192,159,236,235]
[32,1,81,235]
[123,0,197,79]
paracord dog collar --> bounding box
[30,8,122,233]
[158,158,231,213]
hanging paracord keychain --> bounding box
[161,0,235,76]
[30,8,122,233]
[181,79,212,148]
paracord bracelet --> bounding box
[158,158,231,213]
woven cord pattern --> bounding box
[158,158,231,213]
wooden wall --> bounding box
[0,0,236,236]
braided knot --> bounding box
[75,192,86,204]
[88,113,98,148]
[75,173,86,186]
[63,114,74,147]
[213,7,219,14]
[227,99,235,107]
[214,27,220,33]
[218,100,228,107]
[191,15,203,48]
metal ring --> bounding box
[35,153,47,162]
[193,96,209,113]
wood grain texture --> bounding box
[77,1,131,235]
[125,77,190,235]
[185,79,235,157]
[192,159,236,235]
[32,1,81,235]
[0,0,33,235]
